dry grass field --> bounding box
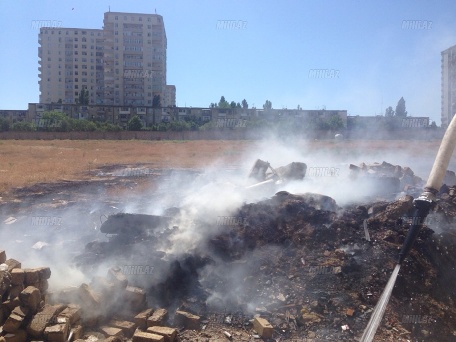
[0,139,444,196]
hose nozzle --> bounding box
[397,190,435,264]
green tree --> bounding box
[0,118,10,131]
[127,115,143,131]
[11,121,36,131]
[395,97,407,117]
[385,106,395,117]
[41,110,69,131]
[242,99,248,109]
[78,87,89,105]
[230,101,236,108]
[218,96,230,109]
[236,102,242,108]
[263,100,272,110]
[328,115,344,130]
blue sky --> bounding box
[0,0,455,124]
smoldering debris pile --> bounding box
[2,161,456,341]
[349,161,425,197]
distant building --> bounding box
[26,103,347,129]
[38,11,172,107]
[441,45,456,127]
[163,85,176,107]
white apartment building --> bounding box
[441,44,456,127]
[38,11,176,107]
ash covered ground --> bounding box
[1,141,456,342]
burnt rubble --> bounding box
[2,162,456,341]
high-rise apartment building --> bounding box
[38,11,175,107]
[441,44,456,127]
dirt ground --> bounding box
[1,138,455,342]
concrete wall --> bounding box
[0,128,444,141]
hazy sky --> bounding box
[1,0,455,124]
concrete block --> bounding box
[35,267,51,281]
[27,304,66,338]
[132,331,164,342]
[146,308,168,327]
[8,284,24,300]
[253,316,273,339]
[109,319,136,337]
[3,313,24,333]
[5,259,21,272]
[23,269,40,285]
[107,267,128,289]
[174,310,200,330]
[125,286,146,311]
[134,308,154,330]
[0,270,12,297]
[146,326,177,342]
[19,286,41,313]
[71,324,83,341]
[57,305,81,325]
[44,322,69,342]
[0,250,6,264]
[3,329,27,342]
[10,269,24,286]
[100,326,123,338]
